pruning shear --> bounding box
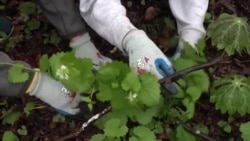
[159,56,222,95]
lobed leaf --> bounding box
[129,126,157,141]
[207,13,250,56]
[240,122,250,141]
[137,73,160,106]
[104,118,128,138]
[210,75,250,116]
[8,64,29,83]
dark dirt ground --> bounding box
[1,0,250,141]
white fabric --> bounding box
[79,0,208,50]
[169,0,208,45]
[70,33,112,69]
[30,73,81,115]
[79,0,136,49]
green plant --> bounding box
[207,13,250,55]
[0,31,20,52]
[43,30,61,47]
[210,75,250,116]
[2,131,19,141]
[217,117,234,133]
[240,122,250,141]
[3,9,250,140]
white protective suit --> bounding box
[79,0,209,50]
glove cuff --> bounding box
[29,72,44,96]
[180,29,205,47]
[173,29,205,59]
[25,69,39,94]
[122,29,148,54]
[69,33,92,49]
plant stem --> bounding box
[55,106,112,141]
[0,62,35,71]
[159,56,222,84]
[183,124,218,141]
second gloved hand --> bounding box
[70,33,112,69]
[29,72,81,115]
[174,29,205,59]
[122,30,177,94]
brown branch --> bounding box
[159,56,222,84]
[55,106,112,141]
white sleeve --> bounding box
[79,0,136,48]
[169,0,209,46]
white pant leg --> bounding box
[79,0,136,48]
[169,0,209,40]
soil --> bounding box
[0,0,250,141]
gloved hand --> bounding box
[122,30,177,94]
[173,29,205,58]
[29,72,81,115]
[70,33,112,69]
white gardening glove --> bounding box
[29,72,81,115]
[173,29,205,59]
[70,33,112,69]
[122,30,177,94]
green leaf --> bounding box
[240,122,250,141]
[193,124,209,135]
[39,54,50,73]
[23,102,35,116]
[138,73,160,106]
[94,112,128,130]
[0,31,7,38]
[186,86,202,102]
[223,124,232,133]
[17,125,28,136]
[104,118,128,137]
[3,111,21,125]
[121,71,141,92]
[129,126,157,141]
[217,120,227,128]
[210,75,250,116]
[207,13,250,55]
[185,70,209,92]
[26,19,40,31]
[90,134,106,141]
[96,84,113,102]
[134,108,156,125]
[182,97,195,120]
[8,64,29,83]
[97,61,130,83]
[49,51,94,92]
[174,125,198,141]
[19,2,37,15]
[2,131,19,141]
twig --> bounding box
[183,124,217,141]
[159,56,222,84]
[55,106,112,141]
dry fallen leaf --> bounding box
[144,6,158,21]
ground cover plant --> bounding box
[1,0,250,140]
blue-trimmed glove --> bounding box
[29,72,81,115]
[122,30,177,94]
